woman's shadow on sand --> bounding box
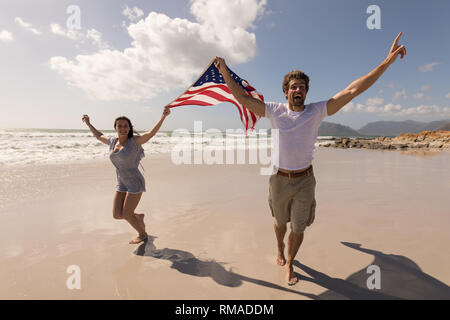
[134,237,450,299]
[134,235,317,298]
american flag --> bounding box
[167,60,264,133]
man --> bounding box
[214,32,406,285]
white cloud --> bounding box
[392,105,450,116]
[445,93,450,99]
[387,81,396,89]
[366,97,384,106]
[343,102,450,116]
[342,102,366,113]
[383,104,403,112]
[342,102,354,112]
[191,0,266,31]
[50,0,267,101]
[86,29,109,49]
[393,89,407,100]
[50,23,81,40]
[413,92,424,99]
[364,104,402,113]
[14,17,41,35]
[122,6,144,21]
[421,85,431,92]
[0,30,13,42]
[51,23,109,49]
[418,62,440,72]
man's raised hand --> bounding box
[214,56,227,74]
[385,32,407,66]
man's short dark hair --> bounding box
[282,70,310,94]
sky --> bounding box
[1,0,449,132]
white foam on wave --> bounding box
[2,129,337,167]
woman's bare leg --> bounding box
[113,191,127,219]
[122,192,147,244]
[113,192,145,225]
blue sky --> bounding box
[1,0,449,131]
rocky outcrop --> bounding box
[322,131,450,151]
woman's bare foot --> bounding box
[129,233,148,244]
[286,263,298,286]
[277,243,286,266]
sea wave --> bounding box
[1,129,336,167]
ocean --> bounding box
[1,128,337,167]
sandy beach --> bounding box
[0,148,449,300]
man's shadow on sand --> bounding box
[135,238,450,300]
[295,242,450,300]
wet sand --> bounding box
[0,148,449,299]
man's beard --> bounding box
[291,96,304,107]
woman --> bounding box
[82,106,171,244]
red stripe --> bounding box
[243,91,260,129]
[171,88,228,104]
[171,94,238,108]
[170,100,213,108]
[170,85,231,104]
[168,79,264,132]
[184,84,230,95]
[171,97,246,127]
[173,89,240,107]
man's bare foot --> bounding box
[286,264,298,286]
[276,243,286,266]
[129,233,148,244]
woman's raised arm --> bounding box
[134,106,171,146]
[82,114,109,145]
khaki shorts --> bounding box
[268,169,317,234]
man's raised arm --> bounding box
[327,32,407,116]
[214,57,266,117]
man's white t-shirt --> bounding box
[265,100,329,171]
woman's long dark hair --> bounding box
[114,116,137,138]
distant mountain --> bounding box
[317,119,450,137]
[438,122,450,131]
[318,121,361,136]
[358,120,450,136]
[421,120,450,131]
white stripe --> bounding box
[170,89,239,107]
[171,85,230,102]
[168,78,261,130]
[172,94,227,106]
[171,91,250,125]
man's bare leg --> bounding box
[274,222,287,266]
[286,230,304,285]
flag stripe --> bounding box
[171,98,246,125]
[166,60,263,132]
[169,86,231,105]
